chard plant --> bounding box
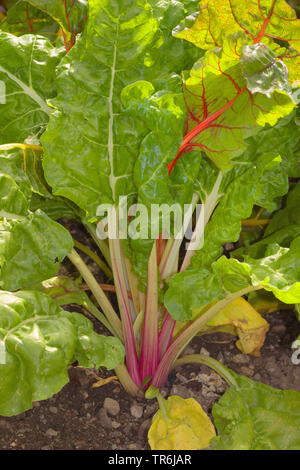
[0,0,300,450]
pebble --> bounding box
[253,373,262,381]
[200,347,210,356]
[103,398,120,416]
[201,385,219,399]
[232,354,250,364]
[182,345,195,355]
[49,406,58,414]
[45,428,58,437]
[217,352,224,363]
[129,443,139,450]
[240,366,255,377]
[112,421,121,429]
[130,404,143,419]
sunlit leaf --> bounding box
[148,395,216,450]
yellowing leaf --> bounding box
[148,396,216,450]
[92,375,118,389]
[206,297,269,356]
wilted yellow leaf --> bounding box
[173,297,269,356]
[92,375,118,388]
[148,396,216,450]
[206,297,269,356]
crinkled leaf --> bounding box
[29,193,78,220]
[174,0,300,53]
[212,371,300,450]
[0,32,64,143]
[0,209,73,291]
[241,43,291,97]
[0,1,60,42]
[33,275,88,306]
[265,180,300,235]
[0,146,52,198]
[148,395,216,450]
[0,172,29,217]
[170,35,295,171]
[42,0,162,218]
[165,238,300,321]
[25,0,88,48]
[42,0,204,220]
[0,290,124,416]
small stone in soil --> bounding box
[182,345,195,355]
[200,347,210,356]
[232,354,250,364]
[240,366,255,377]
[130,404,143,419]
[112,421,121,429]
[45,428,59,437]
[103,397,120,416]
[49,406,58,414]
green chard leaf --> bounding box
[42,0,162,218]
[42,0,204,221]
[168,33,295,172]
[0,171,29,217]
[236,180,300,259]
[174,0,300,55]
[24,0,88,49]
[212,371,300,450]
[0,1,60,43]
[0,32,64,143]
[0,290,124,416]
[165,238,300,321]
[0,210,73,291]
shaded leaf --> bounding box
[205,297,269,356]
[25,0,88,49]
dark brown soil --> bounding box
[0,222,299,450]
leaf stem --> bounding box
[73,238,112,279]
[114,364,143,398]
[181,172,223,271]
[139,243,159,383]
[109,237,142,387]
[152,286,260,387]
[84,222,112,268]
[173,354,238,388]
[67,249,123,341]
